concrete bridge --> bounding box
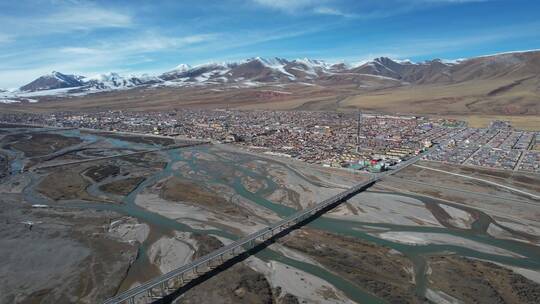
[103,148,432,304]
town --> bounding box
[1,110,538,173]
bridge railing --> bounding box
[104,145,435,304]
[103,176,378,304]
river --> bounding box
[6,128,540,304]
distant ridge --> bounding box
[5,50,540,106]
[20,71,85,92]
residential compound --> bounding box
[1,110,538,173]
[425,125,540,173]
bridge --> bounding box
[103,147,432,304]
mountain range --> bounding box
[15,57,339,93]
[2,50,539,119]
[10,50,540,95]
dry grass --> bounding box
[340,78,540,116]
[37,167,95,201]
[428,256,540,304]
[1,75,538,131]
[440,114,540,130]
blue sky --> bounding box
[0,0,539,88]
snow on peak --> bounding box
[86,72,122,82]
[205,62,229,68]
[136,73,162,83]
[48,71,84,83]
[373,57,399,65]
[84,72,140,89]
[251,56,288,66]
[173,64,192,72]
[250,57,295,79]
[190,61,237,71]
[345,59,371,69]
[440,58,464,64]
[394,59,415,64]
[290,58,332,76]
[294,58,331,69]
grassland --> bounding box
[440,114,540,130]
[2,73,538,130]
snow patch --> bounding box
[252,57,297,80]
[0,99,21,104]
[173,63,191,72]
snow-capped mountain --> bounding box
[20,71,85,92]
[227,57,295,82]
[352,57,403,79]
[160,62,236,82]
[10,50,540,103]
[174,64,192,72]
[287,58,334,78]
[159,57,336,84]
[350,57,457,84]
[84,73,160,90]
[11,71,166,100]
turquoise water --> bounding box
[172,145,540,302]
[6,128,540,304]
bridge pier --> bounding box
[208,259,216,269]
[160,281,167,296]
[102,172,393,304]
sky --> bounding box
[0,0,539,88]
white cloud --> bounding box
[95,33,217,54]
[324,21,540,64]
[313,6,352,17]
[252,0,330,13]
[60,47,101,55]
[0,32,218,88]
[420,0,488,2]
[44,6,132,30]
[252,0,355,18]
[0,33,12,44]
[0,5,133,39]
[254,0,490,18]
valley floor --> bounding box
[1,127,539,304]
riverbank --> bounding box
[0,195,141,304]
[2,126,540,304]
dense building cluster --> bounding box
[425,124,540,172]
[1,111,538,173]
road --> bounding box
[384,175,538,206]
[412,164,540,200]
